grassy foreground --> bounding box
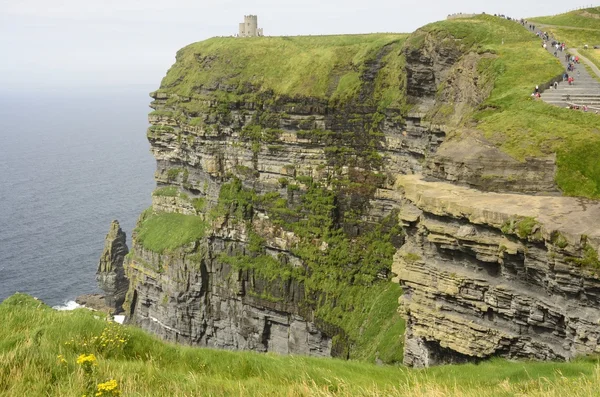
[2,293,600,396]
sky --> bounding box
[0,0,596,93]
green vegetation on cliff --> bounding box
[157,34,408,109]
[135,211,207,253]
[530,7,600,30]
[3,294,600,396]
[213,176,405,362]
[412,14,600,197]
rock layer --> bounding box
[394,175,600,367]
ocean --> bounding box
[0,88,156,307]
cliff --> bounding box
[126,34,412,362]
[121,15,600,366]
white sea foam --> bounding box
[53,300,82,311]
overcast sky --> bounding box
[0,1,595,93]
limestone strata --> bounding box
[394,175,600,367]
[126,219,331,356]
[96,220,130,314]
[126,42,435,358]
[425,132,558,194]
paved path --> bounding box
[527,22,600,31]
[569,48,600,79]
[528,25,600,108]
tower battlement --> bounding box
[238,14,263,37]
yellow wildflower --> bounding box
[96,379,121,396]
[76,353,97,365]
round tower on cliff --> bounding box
[244,15,258,37]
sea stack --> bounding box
[96,220,130,314]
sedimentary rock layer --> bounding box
[394,175,600,367]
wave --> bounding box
[52,300,82,311]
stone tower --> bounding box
[238,15,263,37]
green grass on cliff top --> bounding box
[419,14,600,198]
[529,7,600,30]
[2,293,600,396]
[158,34,408,102]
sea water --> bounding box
[0,87,156,308]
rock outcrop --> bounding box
[394,175,600,367]
[124,36,416,360]
[96,220,129,314]
[117,22,599,366]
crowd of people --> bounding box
[526,27,583,99]
[449,13,597,112]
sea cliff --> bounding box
[101,15,600,366]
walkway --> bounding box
[531,25,600,108]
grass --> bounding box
[152,186,179,197]
[134,211,207,253]
[325,282,405,363]
[544,27,600,48]
[584,49,600,72]
[157,34,408,104]
[413,14,600,198]
[529,7,600,30]
[2,293,600,396]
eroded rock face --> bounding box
[394,175,600,367]
[128,62,419,357]
[96,220,129,314]
[405,34,463,100]
[425,132,559,194]
[121,30,596,363]
[404,32,558,194]
[126,237,332,356]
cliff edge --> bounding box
[120,14,600,366]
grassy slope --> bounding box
[418,15,600,198]
[589,49,600,71]
[2,294,600,396]
[529,7,600,30]
[158,34,407,105]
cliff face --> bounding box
[394,175,600,367]
[125,35,413,361]
[121,20,600,366]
